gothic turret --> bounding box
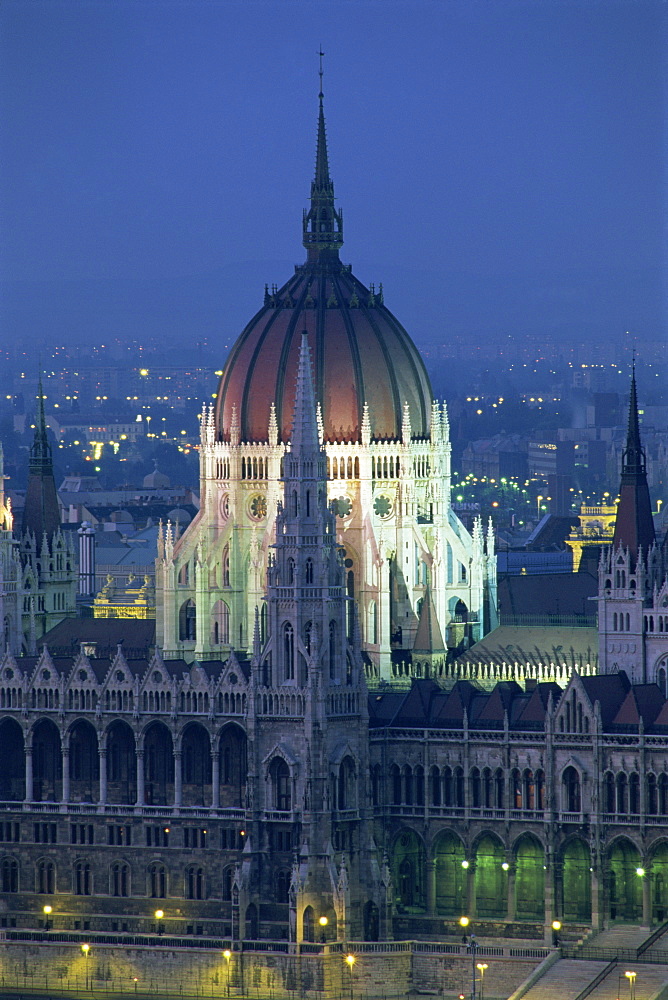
[22,377,61,539]
[612,365,655,563]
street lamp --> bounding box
[43,905,52,932]
[155,909,164,935]
[476,963,488,1000]
[318,916,328,943]
[345,953,356,1000]
[81,943,90,990]
[223,949,232,997]
[625,970,637,1000]
[467,935,478,1000]
[551,920,562,948]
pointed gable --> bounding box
[389,678,441,727]
[475,681,522,728]
[412,589,446,654]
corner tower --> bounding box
[599,368,667,686]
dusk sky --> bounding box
[1,0,665,357]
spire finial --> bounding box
[302,55,343,262]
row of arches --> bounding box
[370,455,399,480]
[0,717,247,808]
[1,856,244,901]
[329,456,360,480]
[240,456,268,480]
[603,770,668,816]
[376,765,549,813]
[392,830,668,924]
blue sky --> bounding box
[1,0,665,354]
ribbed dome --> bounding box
[215,88,432,445]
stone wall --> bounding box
[0,940,545,1000]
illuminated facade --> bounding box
[155,87,497,680]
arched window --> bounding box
[211,601,230,645]
[470,768,481,809]
[283,623,295,681]
[270,758,291,811]
[1,857,18,892]
[149,862,166,898]
[305,559,313,585]
[37,859,54,894]
[430,766,441,806]
[222,866,234,901]
[369,601,378,645]
[659,774,668,815]
[647,773,658,815]
[186,866,204,899]
[563,767,581,813]
[404,766,413,806]
[74,861,91,895]
[616,772,628,814]
[287,558,295,585]
[391,765,401,805]
[303,621,313,655]
[303,905,315,942]
[112,862,129,897]
[629,773,640,814]
[222,546,230,588]
[179,600,196,641]
[604,772,615,813]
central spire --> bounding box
[302,54,343,264]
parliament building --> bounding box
[0,87,667,954]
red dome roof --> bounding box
[215,266,432,444]
[214,89,433,444]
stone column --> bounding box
[25,745,33,802]
[506,863,516,922]
[543,857,555,941]
[427,858,437,916]
[98,747,107,806]
[591,866,602,932]
[135,747,145,807]
[467,862,476,918]
[174,749,182,808]
[642,869,651,927]
[61,745,70,803]
[211,750,220,809]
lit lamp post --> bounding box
[625,970,637,1000]
[345,953,355,1000]
[223,949,232,997]
[551,920,562,948]
[318,916,328,944]
[81,943,90,990]
[43,905,52,932]
[476,963,488,1000]
[459,919,477,1000]
[155,909,164,935]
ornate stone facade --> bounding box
[154,87,497,679]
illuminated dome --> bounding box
[215,89,432,444]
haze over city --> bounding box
[1,0,665,356]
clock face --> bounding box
[249,494,268,521]
[219,494,230,520]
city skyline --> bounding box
[1,0,665,356]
